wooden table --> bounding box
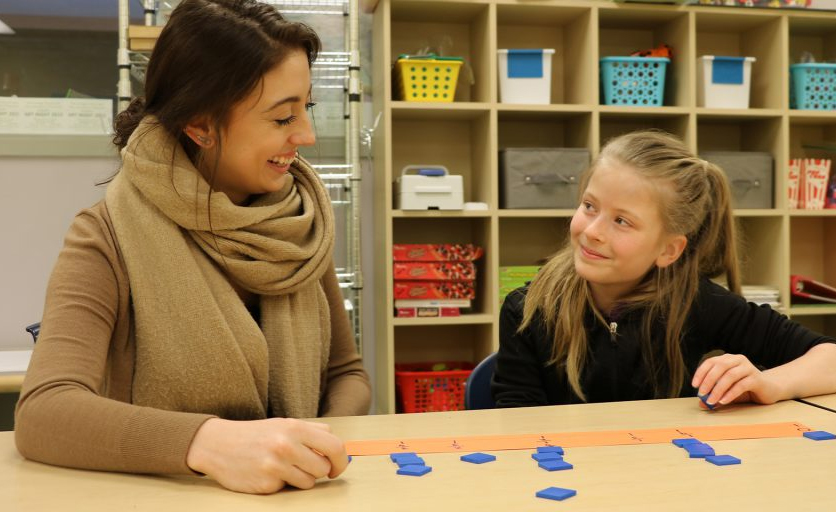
[801,394,836,413]
[2,396,835,511]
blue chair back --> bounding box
[465,352,497,410]
[25,322,40,343]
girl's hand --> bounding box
[691,353,784,409]
[186,417,349,494]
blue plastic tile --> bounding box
[536,446,565,455]
[705,455,741,466]
[461,452,496,464]
[803,430,836,441]
[389,452,417,462]
[531,452,563,462]
[684,443,715,459]
[672,438,701,448]
[536,486,577,501]
[698,393,716,410]
[538,459,573,472]
[396,464,432,476]
[686,443,715,458]
[394,455,425,467]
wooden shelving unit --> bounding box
[371,0,836,414]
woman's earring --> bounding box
[197,135,211,146]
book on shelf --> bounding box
[791,275,836,305]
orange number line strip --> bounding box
[345,422,812,456]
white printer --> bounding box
[395,165,464,210]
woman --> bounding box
[15,0,370,495]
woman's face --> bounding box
[202,50,316,204]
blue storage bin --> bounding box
[600,57,669,106]
[790,63,836,110]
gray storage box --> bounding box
[701,151,774,209]
[500,147,590,209]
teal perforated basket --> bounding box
[600,57,669,106]
[790,63,836,110]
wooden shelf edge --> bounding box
[393,314,495,327]
[789,305,836,316]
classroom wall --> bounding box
[0,156,114,349]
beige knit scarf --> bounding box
[105,117,334,419]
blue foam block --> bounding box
[396,464,432,476]
[803,430,836,441]
[536,486,577,501]
[538,459,573,472]
[531,452,563,462]
[686,443,715,458]
[536,446,565,455]
[395,455,426,467]
[672,438,701,448]
[389,452,417,462]
[460,452,496,464]
[705,455,741,466]
[698,393,716,410]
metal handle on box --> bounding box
[524,173,577,185]
[732,178,761,190]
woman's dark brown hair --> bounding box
[113,0,321,160]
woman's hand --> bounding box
[691,353,784,409]
[186,417,349,494]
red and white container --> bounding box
[801,159,832,210]
[788,158,802,209]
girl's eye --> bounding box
[275,115,297,127]
[583,201,595,211]
[615,217,630,227]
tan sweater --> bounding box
[15,201,371,475]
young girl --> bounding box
[493,130,836,409]
[15,0,370,495]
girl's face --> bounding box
[569,161,685,308]
[199,50,316,204]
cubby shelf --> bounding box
[372,0,836,414]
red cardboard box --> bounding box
[393,244,484,262]
[395,307,461,318]
[394,280,476,300]
[393,262,476,281]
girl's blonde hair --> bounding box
[520,130,740,400]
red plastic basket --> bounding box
[395,361,474,413]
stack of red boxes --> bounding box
[393,243,484,318]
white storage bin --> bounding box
[697,56,756,109]
[395,165,464,211]
[497,49,554,104]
